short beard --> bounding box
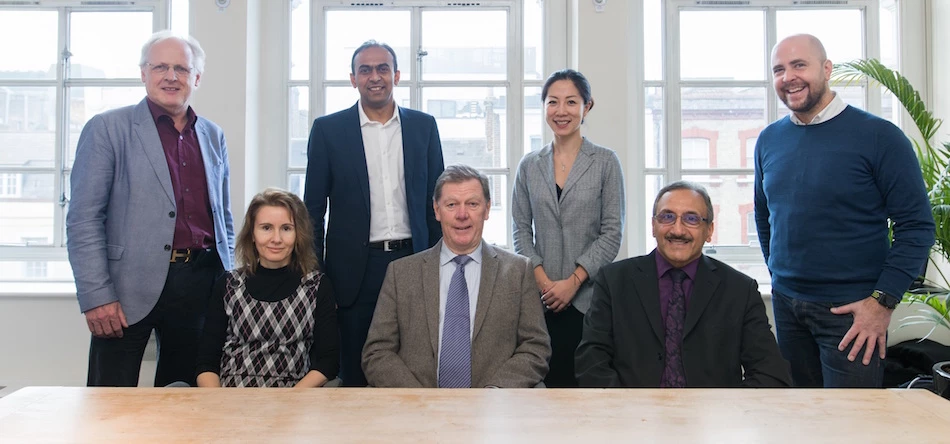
[781,81,827,115]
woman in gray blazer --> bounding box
[512,69,625,387]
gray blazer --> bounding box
[361,240,551,388]
[511,137,625,314]
[67,98,236,325]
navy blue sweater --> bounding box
[753,106,934,303]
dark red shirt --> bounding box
[654,251,700,323]
[147,98,215,250]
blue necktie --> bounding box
[439,255,473,388]
[661,268,687,388]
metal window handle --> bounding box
[417,48,428,62]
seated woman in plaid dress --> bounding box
[196,188,339,387]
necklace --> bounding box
[561,162,566,172]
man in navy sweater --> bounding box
[754,34,934,388]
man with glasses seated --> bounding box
[67,30,234,387]
[575,181,790,388]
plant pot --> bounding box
[934,361,950,400]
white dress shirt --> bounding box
[436,242,483,365]
[358,100,412,242]
[790,92,847,126]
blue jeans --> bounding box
[771,290,884,388]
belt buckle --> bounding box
[170,248,192,263]
[382,240,394,252]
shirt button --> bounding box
[164,244,171,251]
[169,211,176,218]
[182,162,187,166]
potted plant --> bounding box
[834,59,950,397]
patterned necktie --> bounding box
[439,255,473,388]
[661,268,688,388]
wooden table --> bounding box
[1,387,948,443]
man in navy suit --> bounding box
[67,31,235,387]
[304,40,444,386]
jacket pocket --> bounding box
[106,244,124,260]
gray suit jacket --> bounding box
[67,98,235,325]
[512,137,625,313]
[362,241,551,388]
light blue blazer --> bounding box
[67,98,235,325]
[511,137,625,314]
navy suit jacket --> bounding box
[303,102,444,307]
[575,252,791,388]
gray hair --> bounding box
[652,180,714,223]
[139,30,206,75]
[434,164,491,204]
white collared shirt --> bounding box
[790,92,847,125]
[358,100,412,242]
[437,242,483,364]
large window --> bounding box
[0,2,168,287]
[288,0,543,248]
[641,0,897,285]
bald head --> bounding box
[772,34,828,64]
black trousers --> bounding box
[544,305,584,388]
[337,246,413,387]
[87,250,224,387]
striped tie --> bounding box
[439,255,473,388]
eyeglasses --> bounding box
[146,63,193,77]
[653,212,709,228]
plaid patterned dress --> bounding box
[219,269,323,387]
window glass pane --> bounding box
[288,172,306,199]
[0,260,73,282]
[644,0,662,81]
[682,173,753,248]
[289,86,309,168]
[776,10,863,63]
[423,87,507,169]
[645,87,664,168]
[324,86,410,115]
[67,87,145,168]
[524,0,543,81]
[524,87,543,154]
[643,174,664,254]
[484,174,508,248]
[0,10,58,80]
[680,87,767,170]
[880,0,898,68]
[0,86,56,168]
[680,10,764,81]
[422,10,507,81]
[171,0,190,35]
[325,10,410,81]
[0,173,55,246]
[69,11,153,78]
[291,0,309,81]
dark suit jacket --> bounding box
[303,102,444,307]
[361,241,551,388]
[575,252,791,388]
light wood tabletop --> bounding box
[1,387,948,443]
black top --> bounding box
[556,183,563,200]
[196,265,340,382]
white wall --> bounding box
[3,0,950,388]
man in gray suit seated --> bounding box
[362,165,551,388]
[67,31,235,387]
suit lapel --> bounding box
[536,144,560,216]
[423,241,443,355]
[633,253,665,343]
[684,256,720,336]
[345,103,371,214]
[560,138,595,198]
[132,99,174,205]
[472,243,498,340]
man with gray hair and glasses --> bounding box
[67,30,234,387]
[576,181,790,388]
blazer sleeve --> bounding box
[304,119,330,267]
[483,256,551,388]
[753,136,771,264]
[66,114,119,313]
[575,270,623,387]
[511,156,542,267]
[361,263,424,388]
[218,132,236,264]
[425,116,445,248]
[574,150,625,280]
[738,279,792,388]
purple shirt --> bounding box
[147,98,215,250]
[654,250,700,323]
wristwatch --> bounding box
[870,290,900,310]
